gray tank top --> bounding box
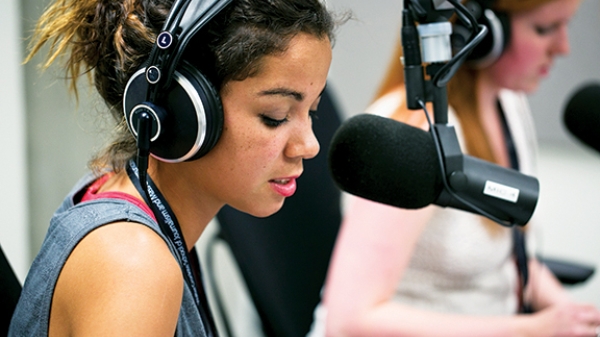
[9,173,209,336]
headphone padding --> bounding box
[451,0,511,68]
[175,61,224,161]
[123,61,223,162]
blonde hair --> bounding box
[25,0,168,172]
[25,0,162,106]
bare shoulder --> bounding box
[50,221,184,337]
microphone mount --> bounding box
[403,0,486,123]
[401,0,539,227]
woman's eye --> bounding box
[535,24,557,36]
[260,114,288,127]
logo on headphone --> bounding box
[157,32,174,49]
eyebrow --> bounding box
[258,88,304,101]
[258,84,328,102]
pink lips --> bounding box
[540,63,552,77]
[269,177,298,197]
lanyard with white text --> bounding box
[126,160,217,336]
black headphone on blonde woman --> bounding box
[452,0,511,68]
[123,0,233,163]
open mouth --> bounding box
[269,177,297,197]
[270,178,291,185]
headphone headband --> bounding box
[145,0,233,99]
[123,0,230,163]
[477,0,495,8]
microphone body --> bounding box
[437,153,539,225]
[328,114,539,226]
[563,83,600,153]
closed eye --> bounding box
[260,114,288,128]
[535,23,559,35]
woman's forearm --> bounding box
[527,258,572,311]
[325,301,539,337]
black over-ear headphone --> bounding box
[451,0,510,68]
[123,0,232,163]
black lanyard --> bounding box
[497,101,532,314]
[126,160,218,336]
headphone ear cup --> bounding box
[164,61,224,161]
[123,61,224,162]
[452,0,511,68]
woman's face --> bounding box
[485,0,581,93]
[191,32,332,217]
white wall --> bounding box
[535,143,600,305]
[0,0,30,282]
[21,0,105,259]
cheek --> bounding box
[505,36,543,71]
[490,43,539,87]
[222,122,282,167]
[514,50,537,71]
[248,137,283,164]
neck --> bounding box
[146,159,223,251]
[476,73,510,167]
[476,72,502,117]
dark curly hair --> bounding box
[26,0,342,171]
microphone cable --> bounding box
[431,0,488,87]
[135,110,153,202]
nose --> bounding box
[552,25,570,56]
[285,117,320,160]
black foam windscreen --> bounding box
[328,113,443,209]
[564,83,600,153]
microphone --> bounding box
[328,114,539,226]
[563,83,600,153]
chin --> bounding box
[522,83,540,94]
[522,77,542,93]
[236,201,286,218]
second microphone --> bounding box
[328,113,539,226]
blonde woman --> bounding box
[314,0,600,336]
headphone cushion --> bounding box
[175,61,224,161]
[123,61,224,162]
[469,8,510,62]
[452,0,511,67]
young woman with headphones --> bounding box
[9,0,341,336]
[310,0,600,336]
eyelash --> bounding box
[260,111,318,128]
[260,114,288,128]
[535,25,556,36]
